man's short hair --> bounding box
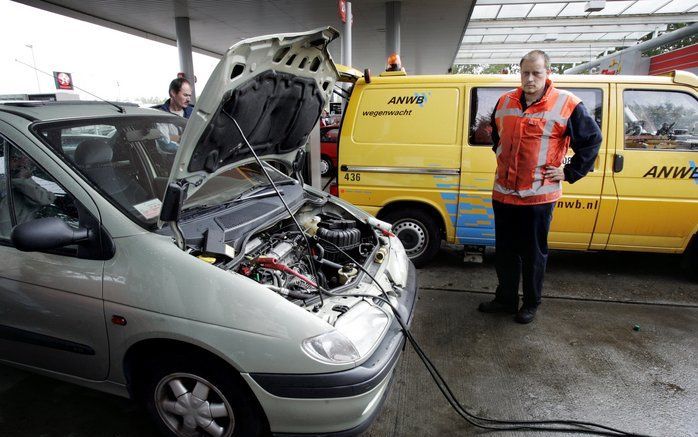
[168,77,190,96]
[520,50,550,69]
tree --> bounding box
[642,23,698,57]
[451,63,573,75]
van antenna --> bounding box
[15,59,125,113]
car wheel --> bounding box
[320,156,333,176]
[382,209,441,267]
[137,355,267,437]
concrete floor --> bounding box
[1,246,696,436]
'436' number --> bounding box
[343,172,361,182]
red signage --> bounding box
[53,71,73,90]
[338,0,346,23]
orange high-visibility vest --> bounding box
[493,80,581,205]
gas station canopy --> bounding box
[457,0,698,65]
[14,0,475,75]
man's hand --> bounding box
[543,164,565,182]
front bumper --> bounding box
[245,261,418,435]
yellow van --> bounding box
[337,70,698,268]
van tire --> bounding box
[382,209,441,267]
[135,353,267,437]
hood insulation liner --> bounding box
[189,70,324,173]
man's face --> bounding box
[172,82,192,108]
[520,56,550,96]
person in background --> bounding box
[158,78,193,119]
[478,50,602,324]
[156,78,193,152]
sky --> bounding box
[0,0,220,103]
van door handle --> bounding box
[613,154,624,173]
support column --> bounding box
[175,16,196,103]
[342,2,352,68]
[386,1,401,59]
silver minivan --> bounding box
[0,28,417,436]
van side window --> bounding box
[469,87,603,146]
[469,87,508,146]
[564,88,603,128]
[623,90,698,151]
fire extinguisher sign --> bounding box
[53,71,74,90]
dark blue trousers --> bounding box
[492,200,555,311]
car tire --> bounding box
[382,208,441,268]
[320,156,333,177]
[135,354,268,437]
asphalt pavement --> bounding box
[1,245,696,437]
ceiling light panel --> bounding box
[497,4,535,19]
[527,3,567,17]
[656,0,698,14]
[471,5,501,20]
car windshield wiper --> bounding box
[180,179,297,215]
[231,179,298,203]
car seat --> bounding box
[73,138,150,208]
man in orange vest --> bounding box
[478,50,602,324]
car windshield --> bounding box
[182,163,293,212]
[34,115,294,229]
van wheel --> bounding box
[320,156,333,176]
[136,355,267,437]
[382,209,440,267]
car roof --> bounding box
[0,100,175,122]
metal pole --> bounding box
[343,2,352,68]
[25,44,40,92]
[175,16,196,103]
[566,22,698,74]
[386,1,401,58]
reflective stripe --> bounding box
[533,94,570,191]
[493,181,561,198]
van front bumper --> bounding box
[244,261,417,435]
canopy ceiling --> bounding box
[458,0,698,65]
[15,0,476,74]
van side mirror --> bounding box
[11,217,91,252]
[160,182,186,222]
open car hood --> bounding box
[171,27,340,198]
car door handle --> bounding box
[613,154,624,173]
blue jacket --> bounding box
[157,99,193,119]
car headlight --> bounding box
[302,330,360,364]
[334,301,390,358]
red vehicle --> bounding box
[320,124,339,176]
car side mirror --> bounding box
[11,217,91,252]
[160,182,186,222]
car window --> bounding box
[0,138,80,249]
[321,127,338,143]
[35,116,186,228]
[623,90,698,151]
[468,86,603,146]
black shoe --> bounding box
[478,300,517,314]
[515,306,537,324]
